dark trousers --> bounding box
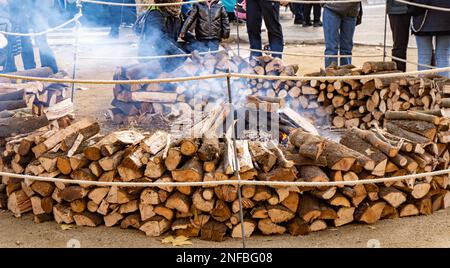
[291,3,304,23]
[246,0,284,59]
[389,14,411,72]
[304,4,321,23]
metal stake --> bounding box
[71,0,82,102]
[226,71,246,248]
[382,1,388,62]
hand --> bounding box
[179,32,185,39]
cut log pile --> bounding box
[0,68,74,121]
[110,52,449,131]
[280,62,450,129]
[1,112,449,240]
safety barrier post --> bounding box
[71,0,83,102]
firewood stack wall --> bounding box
[110,53,450,130]
[0,112,449,240]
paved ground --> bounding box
[1,208,449,248]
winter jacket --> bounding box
[411,0,450,35]
[386,0,408,15]
[138,7,186,71]
[180,0,230,41]
[323,0,360,17]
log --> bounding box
[379,187,407,208]
[53,204,74,224]
[231,220,256,238]
[257,218,286,235]
[0,99,27,112]
[385,111,440,125]
[200,220,227,241]
[334,207,355,227]
[139,216,171,236]
[287,217,310,236]
[166,192,191,213]
[73,212,103,227]
[0,116,49,138]
[172,157,203,182]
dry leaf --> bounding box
[161,236,175,244]
[60,224,73,231]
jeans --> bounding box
[416,35,450,77]
[389,14,411,72]
[246,0,284,59]
[322,7,356,67]
[187,39,220,52]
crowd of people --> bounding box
[0,0,449,77]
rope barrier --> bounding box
[386,55,437,69]
[0,14,82,37]
[0,168,449,188]
[242,48,384,58]
[394,0,450,12]
[78,49,223,61]
[0,73,228,84]
[232,67,450,81]
[81,0,206,6]
[1,67,449,84]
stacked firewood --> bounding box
[1,110,449,240]
[273,61,449,129]
[0,67,74,120]
[109,51,302,126]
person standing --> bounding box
[108,0,123,38]
[410,0,450,77]
[322,0,361,67]
[138,0,186,71]
[291,3,305,25]
[179,0,230,52]
[303,1,322,27]
[8,0,58,73]
[387,0,410,72]
[246,0,285,59]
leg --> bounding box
[303,4,312,25]
[435,35,450,77]
[388,14,411,72]
[292,3,304,24]
[322,8,341,67]
[208,40,220,52]
[313,4,322,24]
[35,34,59,73]
[246,0,263,58]
[20,36,37,70]
[261,0,284,58]
[415,35,433,71]
[338,15,357,66]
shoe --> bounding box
[303,22,312,27]
[313,21,323,27]
[294,20,305,25]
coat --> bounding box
[411,0,450,35]
[138,8,186,71]
[386,0,408,15]
[180,0,230,41]
[323,0,360,17]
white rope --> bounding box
[1,66,449,84]
[0,14,82,37]
[78,49,223,60]
[394,0,450,12]
[387,55,437,69]
[81,0,205,6]
[0,168,449,187]
[242,48,384,58]
[232,66,450,81]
